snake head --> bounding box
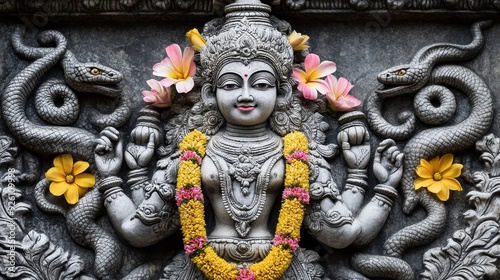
[375,64,427,98]
[65,62,124,96]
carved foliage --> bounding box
[420,134,500,280]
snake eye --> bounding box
[397,69,407,76]
[90,68,101,75]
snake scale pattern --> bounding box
[2,29,135,279]
[356,21,494,279]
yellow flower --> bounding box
[45,154,95,205]
[288,31,309,51]
[414,153,463,201]
[283,131,309,155]
[284,161,309,189]
[177,161,201,188]
[179,130,208,156]
[186,28,206,52]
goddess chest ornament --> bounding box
[206,131,282,237]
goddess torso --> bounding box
[201,125,285,242]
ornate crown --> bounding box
[200,0,293,83]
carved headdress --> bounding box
[200,0,294,83]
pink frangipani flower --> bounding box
[142,79,173,108]
[153,44,196,93]
[324,75,361,112]
[292,53,336,100]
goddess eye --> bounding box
[252,79,274,90]
[220,82,239,90]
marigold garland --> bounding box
[176,129,309,280]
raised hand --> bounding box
[122,119,160,170]
[95,127,123,177]
[338,123,371,169]
[373,139,404,188]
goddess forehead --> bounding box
[217,61,275,79]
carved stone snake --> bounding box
[3,30,131,279]
[358,21,494,279]
[10,27,131,130]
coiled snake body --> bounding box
[3,30,129,279]
[358,21,494,279]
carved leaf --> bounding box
[2,230,84,280]
[422,220,500,280]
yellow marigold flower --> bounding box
[186,28,206,52]
[276,199,304,238]
[177,161,201,188]
[179,130,208,157]
[414,153,463,201]
[283,131,309,155]
[284,161,309,189]
[251,246,293,279]
[179,200,206,242]
[45,154,95,205]
[288,30,309,51]
[193,247,238,279]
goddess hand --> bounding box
[338,124,371,169]
[95,127,123,177]
[124,133,156,169]
[373,139,404,188]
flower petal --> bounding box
[73,161,90,175]
[49,181,69,196]
[175,77,195,93]
[414,177,434,190]
[64,185,79,205]
[165,44,183,74]
[441,178,463,191]
[182,47,195,78]
[53,156,64,171]
[304,54,320,73]
[45,167,66,182]
[292,68,307,84]
[429,156,441,173]
[427,181,442,194]
[441,163,463,179]
[61,154,74,175]
[75,173,96,188]
[300,84,318,100]
[435,187,450,201]
[438,153,454,173]
[416,165,432,179]
[308,80,330,95]
[338,77,354,97]
[309,61,336,80]
[78,186,89,197]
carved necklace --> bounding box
[207,128,282,237]
[176,129,310,280]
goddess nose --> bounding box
[237,87,254,102]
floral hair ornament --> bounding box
[292,53,336,100]
[152,44,196,93]
[288,31,310,51]
[324,75,361,112]
[142,79,173,108]
[45,154,95,205]
[186,28,206,52]
[414,153,463,201]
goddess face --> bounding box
[216,61,277,126]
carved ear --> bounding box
[201,83,217,110]
[276,82,292,110]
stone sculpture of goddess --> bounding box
[94,0,405,278]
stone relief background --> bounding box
[0,1,499,279]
